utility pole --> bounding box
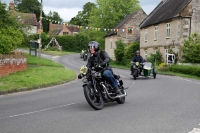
[38,0,43,58]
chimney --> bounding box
[9,1,15,10]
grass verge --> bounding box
[0,54,76,94]
[42,50,75,56]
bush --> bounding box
[0,27,23,54]
[147,50,163,66]
[114,40,125,64]
[74,33,89,51]
[123,41,139,66]
[168,65,200,77]
[182,32,200,63]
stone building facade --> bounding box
[140,0,200,62]
[105,9,147,60]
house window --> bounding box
[144,29,148,42]
[63,32,69,35]
[145,50,148,59]
[166,23,170,38]
[154,26,158,40]
[128,27,133,34]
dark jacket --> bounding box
[86,50,112,71]
[132,55,144,63]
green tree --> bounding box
[70,2,96,26]
[14,0,41,21]
[114,40,125,64]
[123,41,139,66]
[89,0,140,28]
[182,32,200,63]
[47,11,63,22]
[147,50,163,66]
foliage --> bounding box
[74,33,90,51]
[70,2,96,26]
[0,27,23,54]
[147,50,163,66]
[168,65,200,77]
[79,29,106,50]
[55,35,75,52]
[123,41,139,66]
[182,32,200,63]
[89,0,140,28]
[114,40,125,64]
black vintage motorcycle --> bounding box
[131,62,144,80]
[78,65,127,110]
[83,52,88,61]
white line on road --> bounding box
[52,56,59,61]
[176,77,200,85]
[0,102,81,120]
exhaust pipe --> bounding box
[101,83,126,100]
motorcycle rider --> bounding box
[131,50,144,75]
[85,41,121,95]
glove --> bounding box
[78,74,82,79]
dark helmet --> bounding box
[88,41,100,52]
[136,50,140,54]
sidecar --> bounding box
[143,62,157,79]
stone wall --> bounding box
[0,58,27,77]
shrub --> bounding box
[123,41,139,66]
[114,40,125,64]
[168,65,200,77]
[0,27,23,54]
[147,50,163,66]
[182,32,200,63]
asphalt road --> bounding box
[0,54,200,133]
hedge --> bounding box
[168,65,200,77]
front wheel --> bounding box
[133,70,137,80]
[84,55,87,61]
[83,85,104,110]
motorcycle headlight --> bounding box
[80,66,87,75]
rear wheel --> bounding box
[83,85,104,110]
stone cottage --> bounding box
[105,9,147,60]
[49,22,80,35]
[139,0,200,62]
[8,1,41,35]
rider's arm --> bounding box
[86,57,92,68]
[101,51,110,64]
[140,56,144,63]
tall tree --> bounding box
[14,0,41,21]
[70,2,96,26]
[47,11,63,23]
[89,0,140,28]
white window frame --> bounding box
[154,50,157,54]
[166,23,170,38]
[165,49,168,62]
[154,26,158,40]
[145,50,148,59]
[144,29,148,42]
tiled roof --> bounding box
[105,9,142,37]
[66,26,80,32]
[52,29,63,35]
[140,0,191,28]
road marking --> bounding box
[176,77,200,85]
[188,128,200,133]
[52,56,59,61]
[0,102,81,120]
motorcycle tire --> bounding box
[83,85,104,110]
[84,56,87,61]
[133,70,137,80]
[116,89,125,104]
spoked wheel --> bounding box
[83,85,104,110]
[116,89,126,104]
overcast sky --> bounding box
[2,0,161,21]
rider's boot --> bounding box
[114,87,121,95]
